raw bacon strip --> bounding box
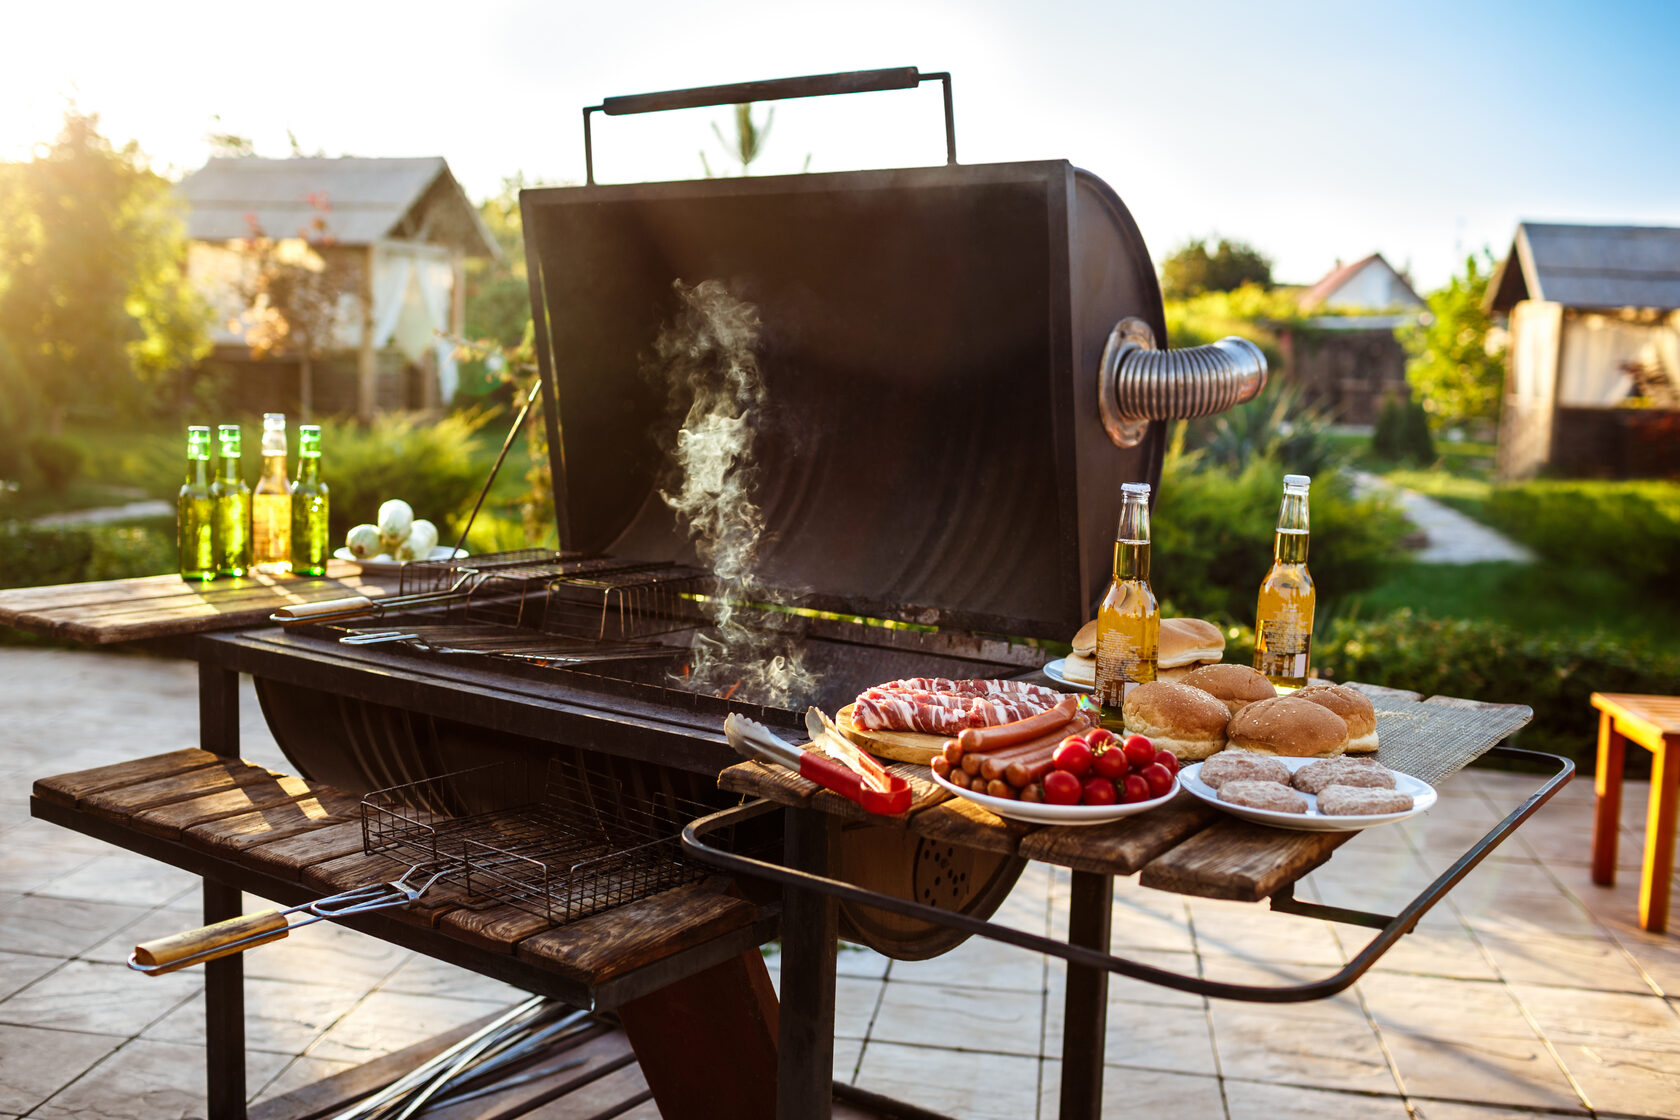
[849,689,1056,735]
[878,678,1060,705]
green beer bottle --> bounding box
[177,426,215,582]
[290,425,330,577]
[210,424,252,578]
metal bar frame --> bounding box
[682,745,1572,1114]
[198,659,246,1120]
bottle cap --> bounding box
[1283,474,1311,489]
[1121,482,1152,498]
[263,413,286,430]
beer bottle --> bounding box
[1094,482,1160,727]
[252,412,291,573]
[177,426,215,582]
[1253,473,1316,689]
[210,425,252,578]
[290,425,330,577]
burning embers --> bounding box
[648,280,817,709]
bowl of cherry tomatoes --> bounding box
[927,728,1180,826]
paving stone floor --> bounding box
[2,648,1678,1118]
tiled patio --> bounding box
[2,648,1677,1119]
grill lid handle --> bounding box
[584,67,956,183]
[1097,317,1269,448]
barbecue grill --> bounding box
[253,68,1268,966]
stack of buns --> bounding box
[1064,617,1226,688]
[1062,616,1380,761]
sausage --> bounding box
[1019,782,1046,803]
[1006,750,1067,790]
[978,720,1090,781]
[942,739,964,766]
[945,767,971,790]
[957,696,1079,754]
[931,755,952,780]
[961,750,987,776]
[984,779,1017,800]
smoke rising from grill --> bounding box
[649,279,817,709]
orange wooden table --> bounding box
[1591,692,1680,933]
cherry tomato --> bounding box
[1123,735,1156,771]
[1141,761,1174,798]
[1081,777,1117,806]
[1043,769,1083,805]
[1085,728,1118,751]
[1052,736,1094,777]
[1152,749,1179,776]
[1092,747,1128,780]
[1121,774,1152,804]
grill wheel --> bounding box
[832,821,1025,961]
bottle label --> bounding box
[1095,629,1153,706]
[1259,611,1310,657]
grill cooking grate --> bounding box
[362,758,709,925]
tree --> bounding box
[1161,238,1273,299]
[0,110,211,428]
[230,193,359,419]
[1397,252,1506,428]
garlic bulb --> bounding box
[406,519,439,559]
[377,499,414,549]
[345,524,382,559]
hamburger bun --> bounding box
[1226,695,1349,758]
[1159,618,1225,670]
[1071,620,1098,657]
[1296,683,1379,754]
[1122,680,1230,761]
[1062,652,1095,686]
[1180,663,1276,716]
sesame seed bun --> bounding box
[1122,680,1230,761]
[1294,683,1379,754]
[1159,618,1225,670]
[1226,695,1349,758]
[1180,663,1277,716]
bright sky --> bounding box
[3,0,1677,290]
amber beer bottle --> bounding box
[252,412,291,573]
[1253,474,1316,689]
[1094,482,1160,727]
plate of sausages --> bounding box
[926,693,1177,825]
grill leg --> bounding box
[779,807,838,1120]
[1058,870,1112,1118]
[199,661,239,758]
[204,877,247,1120]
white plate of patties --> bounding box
[1179,754,1436,832]
[928,767,1177,826]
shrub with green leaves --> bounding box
[1316,609,1680,767]
[1152,447,1408,624]
[0,520,174,591]
[27,434,86,494]
[317,412,489,543]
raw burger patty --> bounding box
[1292,757,1396,794]
[1218,780,1308,814]
[1317,785,1414,815]
[1199,751,1291,789]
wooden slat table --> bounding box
[0,560,397,644]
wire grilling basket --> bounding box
[362,756,710,924]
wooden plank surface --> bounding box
[183,789,365,857]
[0,560,398,644]
[80,760,288,822]
[128,772,330,840]
[1017,794,1219,875]
[1138,820,1353,901]
[300,851,471,926]
[32,748,225,806]
[906,795,1032,856]
[516,880,757,985]
[238,819,371,882]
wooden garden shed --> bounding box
[178,156,499,419]
[1488,222,1680,479]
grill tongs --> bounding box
[127,864,445,976]
[724,713,911,815]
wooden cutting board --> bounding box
[831,704,947,765]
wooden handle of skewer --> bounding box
[271,595,375,624]
[133,910,290,975]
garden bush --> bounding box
[1316,609,1680,767]
[27,433,86,494]
[1480,480,1680,601]
[1152,448,1408,624]
[318,411,488,543]
[0,520,174,591]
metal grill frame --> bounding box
[361,758,710,926]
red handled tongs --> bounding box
[724,713,912,815]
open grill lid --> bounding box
[521,72,1168,642]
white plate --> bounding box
[928,766,1177,826]
[1042,658,1094,692]
[1179,755,1437,832]
[334,546,467,571]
